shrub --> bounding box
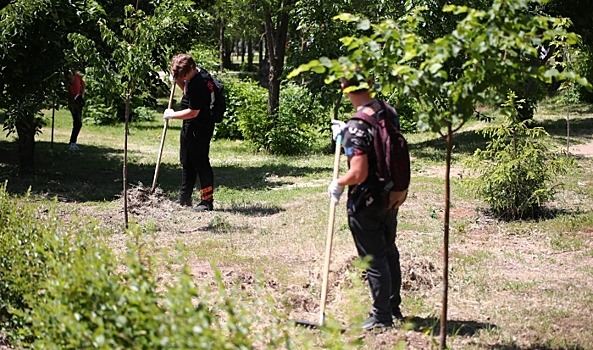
[84,102,117,125]
[226,79,326,154]
[232,79,270,147]
[214,75,253,140]
[464,95,573,220]
[0,183,67,343]
[0,183,290,349]
[27,235,261,349]
[269,82,325,155]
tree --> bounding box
[69,0,194,227]
[261,0,296,121]
[0,0,101,173]
[290,0,589,347]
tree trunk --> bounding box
[440,123,453,350]
[247,38,254,72]
[219,18,225,73]
[15,113,36,174]
[258,31,268,87]
[223,38,233,69]
[262,0,293,126]
[123,91,131,229]
[240,39,245,65]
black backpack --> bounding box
[199,68,226,123]
[353,101,411,209]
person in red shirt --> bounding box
[68,71,85,151]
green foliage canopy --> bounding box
[289,0,590,133]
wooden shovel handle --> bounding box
[319,134,342,326]
[150,82,176,193]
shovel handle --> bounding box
[150,82,176,193]
[319,134,342,326]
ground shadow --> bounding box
[488,343,589,350]
[403,316,496,337]
[409,114,592,163]
[221,203,284,216]
[476,206,587,223]
[404,317,588,349]
[0,140,329,203]
[534,116,593,139]
[411,128,490,163]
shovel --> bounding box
[295,134,343,330]
[150,81,176,194]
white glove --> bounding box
[327,179,345,204]
[330,119,347,142]
[169,74,175,83]
[163,108,174,119]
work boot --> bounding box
[361,315,393,331]
[193,200,213,212]
[174,198,192,207]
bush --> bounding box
[228,78,269,145]
[464,96,573,220]
[0,183,292,349]
[235,81,325,154]
[269,83,325,155]
[213,75,252,140]
[0,183,67,343]
[28,236,260,349]
[565,45,593,104]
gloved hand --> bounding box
[327,179,345,204]
[330,119,347,142]
[169,74,175,83]
[163,108,175,119]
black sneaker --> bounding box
[174,198,192,207]
[193,200,213,212]
[361,315,393,331]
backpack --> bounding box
[199,68,226,123]
[352,101,411,209]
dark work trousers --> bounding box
[68,99,83,144]
[179,120,215,202]
[348,206,401,322]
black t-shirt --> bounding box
[180,69,213,125]
[342,108,382,213]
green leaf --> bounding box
[319,57,333,67]
[311,65,326,74]
[358,18,371,31]
[428,63,442,74]
[543,68,559,78]
[334,13,359,22]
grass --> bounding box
[1,101,593,349]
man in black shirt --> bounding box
[164,54,216,211]
[329,76,403,331]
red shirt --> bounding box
[69,73,85,96]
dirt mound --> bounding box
[125,183,174,214]
[402,258,440,291]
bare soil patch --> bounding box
[569,139,593,157]
[73,174,593,349]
